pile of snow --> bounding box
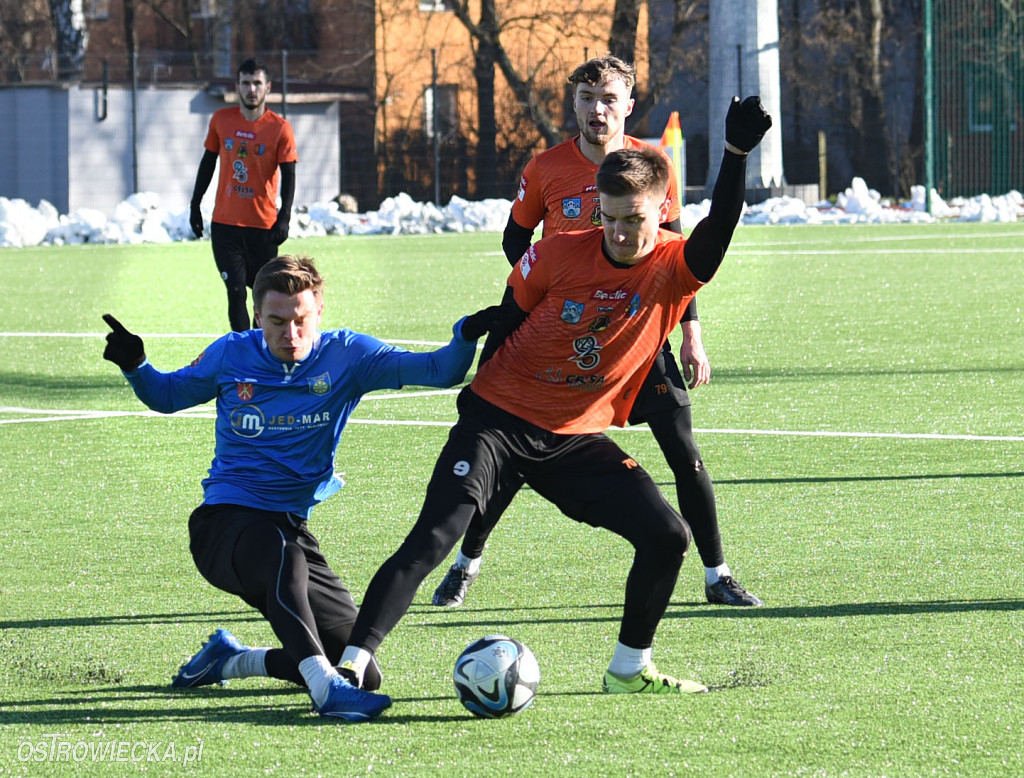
[1,177,1020,248]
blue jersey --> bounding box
[124,321,476,517]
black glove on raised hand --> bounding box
[460,305,503,341]
[102,314,146,372]
[270,213,290,246]
[725,96,773,154]
[189,203,204,239]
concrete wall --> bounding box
[1,85,341,216]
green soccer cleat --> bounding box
[602,663,708,695]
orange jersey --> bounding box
[204,107,298,228]
[510,135,681,238]
[471,229,703,434]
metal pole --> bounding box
[131,50,139,194]
[280,49,288,119]
[923,0,934,214]
[432,48,441,206]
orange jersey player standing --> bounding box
[190,57,299,332]
[327,97,773,722]
[432,55,761,611]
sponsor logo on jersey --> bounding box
[519,245,538,280]
[517,175,528,202]
[561,198,582,218]
[235,130,256,140]
[308,372,331,395]
[593,289,627,301]
[237,143,248,159]
[566,374,605,390]
[569,334,602,370]
[560,300,585,324]
[628,293,641,317]
[236,382,254,400]
[230,404,266,438]
[232,159,249,184]
[536,366,563,384]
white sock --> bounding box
[706,563,732,585]
[339,646,375,686]
[298,655,338,708]
[607,643,652,679]
[455,550,482,576]
[221,648,269,680]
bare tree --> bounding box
[0,1,52,82]
[48,0,88,79]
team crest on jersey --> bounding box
[562,198,582,218]
[590,204,602,226]
[308,372,331,395]
[190,350,207,367]
[517,175,528,202]
[237,142,248,159]
[519,245,538,279]
[589,315,611,333]
[628,293,641,317]
[560,300,585,324]
[225,139,234,151]
[236,382,254,400]
[256,144,266,156]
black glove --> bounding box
[102,314,146,372]
[460,305,503,341]
[270,213,290,246]
[725,96,772,154]
[189,203,204,239]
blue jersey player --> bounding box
[102,254,498,722]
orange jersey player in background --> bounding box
[432,55,761,611]
[190,57,299,332]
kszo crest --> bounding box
[561,197,582,219]
[560,300,585,324]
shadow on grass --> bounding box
[0,610,259,631]
[409,597,1024,629]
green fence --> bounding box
[926,0,1023,199]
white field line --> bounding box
[1,404,1022,442]
[0,332,454,345]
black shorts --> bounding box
[431,389,686,544]
[188,503,357,628]
[628,342,691,426]
[210,222,279,289]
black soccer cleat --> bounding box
[705,576,763,607]
[431,564,479,607]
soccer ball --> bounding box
[453,635,540,718]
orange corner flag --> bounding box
[660,111,683,149]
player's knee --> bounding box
[641,511,691,560]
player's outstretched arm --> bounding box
[478,286,528,366]
[102,314,146,373]
[684,96,772,283]
[394,307,503,389]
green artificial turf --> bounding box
[0,224,1021,776]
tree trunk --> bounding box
[48,0,88,79]
[474,0,500,198]
[609,0,641,63]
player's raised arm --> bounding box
[684,96,772,283]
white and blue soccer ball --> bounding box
[453,635,540,718]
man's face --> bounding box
[237,70,270,111]
[254,289,323,362]
[574,77,634,147]
[599,188,669,265]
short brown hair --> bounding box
[595,147,670,199]
[568,56,636,91]
[252,255,324,311]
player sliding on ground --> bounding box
[101,255,499,722]
[326,95,772,721]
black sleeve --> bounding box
[278,161,296,218]
[478,285,528,366]
[683,150,747,283]
[661,217,697,321]
[502,213,535,266]
[191,150,218,206]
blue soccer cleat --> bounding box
[314,674,392,722]
[171,628,247,688]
